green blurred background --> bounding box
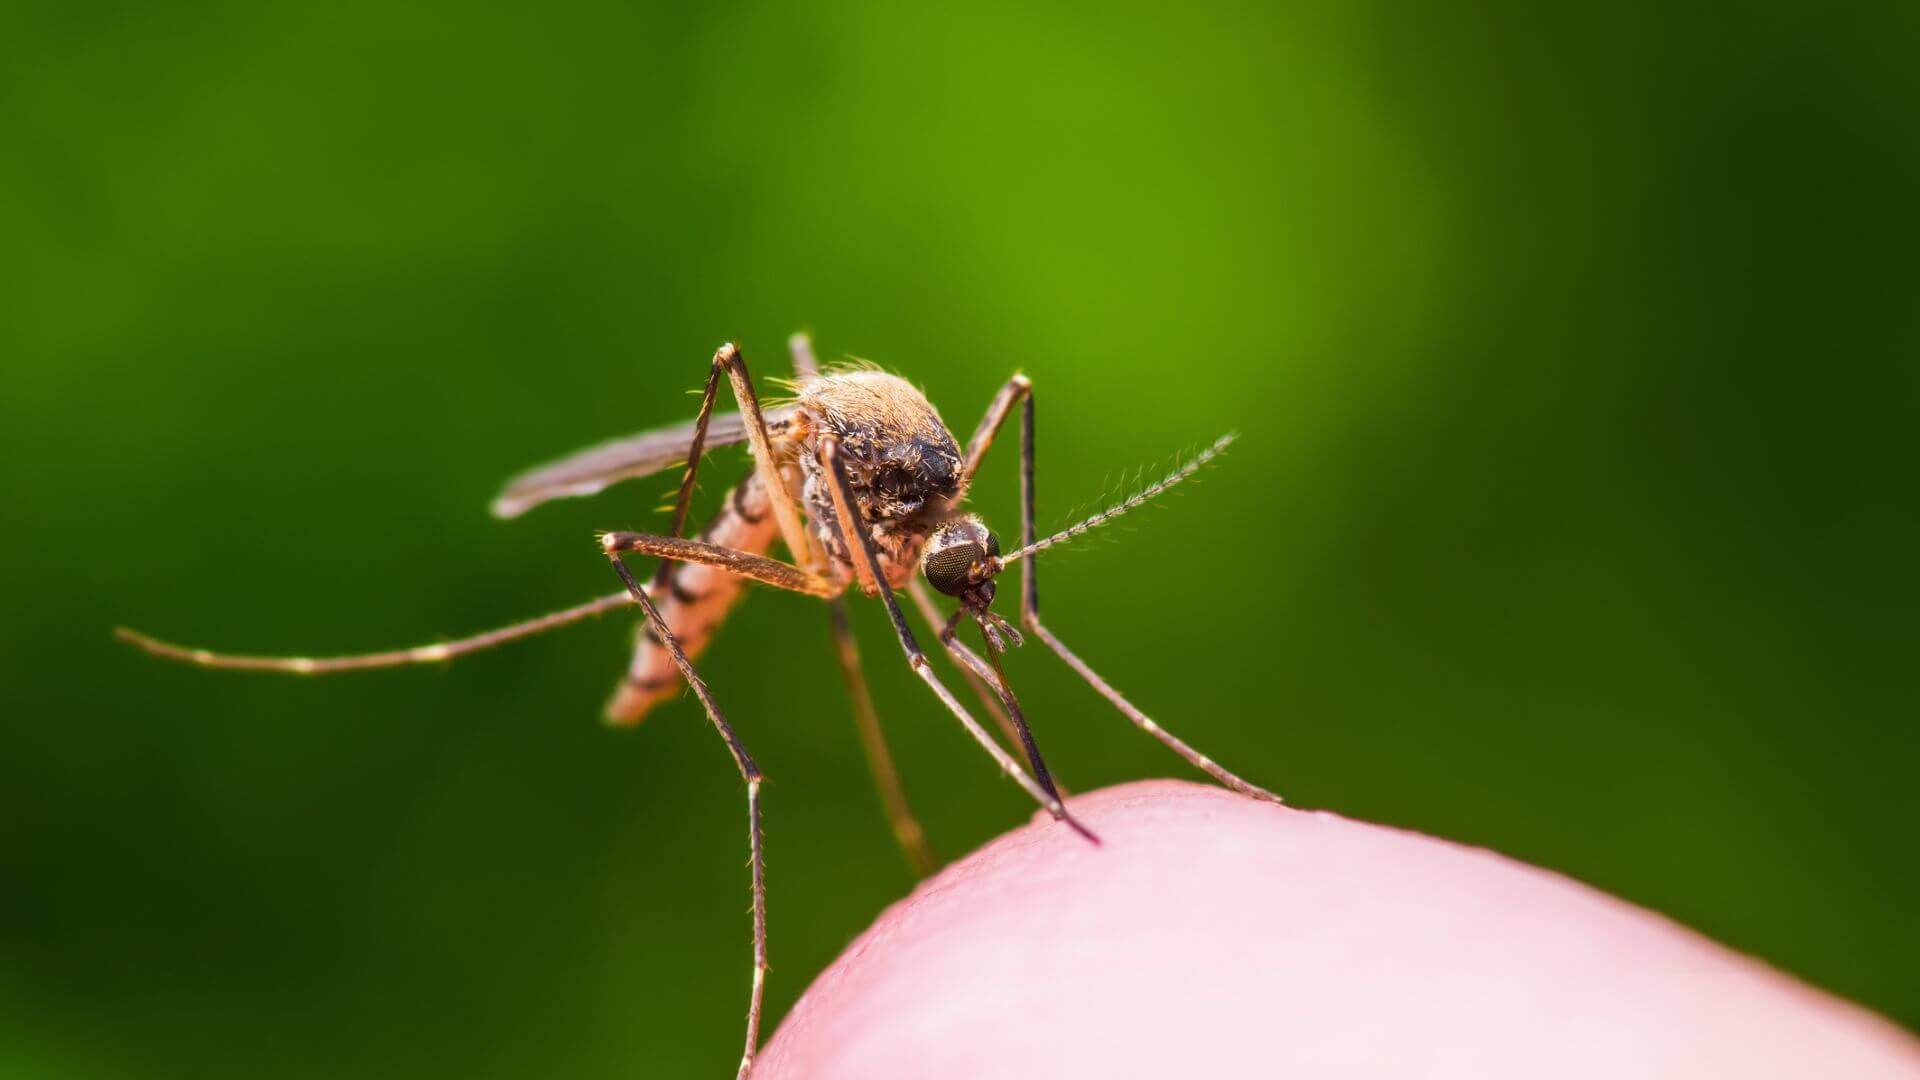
[5,1,1916,1075]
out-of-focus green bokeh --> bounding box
[4,1,1916,1075]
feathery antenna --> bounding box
[998,432,1236,566]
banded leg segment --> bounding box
[818,435,1097,843]
[987,378,1283,804]
[603,548,770,1080]
[116,591,636,674]
[827,598,936,878]
[602,532,841,599]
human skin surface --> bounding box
[758,780,1920,1078]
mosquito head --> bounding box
[921,514,1003,608]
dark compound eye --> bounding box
[985,531,1001,558]
[923,542,983,596]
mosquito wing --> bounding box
[491,406,795,519]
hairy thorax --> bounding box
[783,370,962,590]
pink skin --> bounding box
[760,780,1920,1078]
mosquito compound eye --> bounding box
[923,542,983,596]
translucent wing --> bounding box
[491,406,795,519]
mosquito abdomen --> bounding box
[605,469,781,725]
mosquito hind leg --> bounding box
[116,591,636,674]
[827,598,936,877]
[603,548,770,1079]
[817,435,1097,843]
[1004,380,1284,804]
[600,532,841,598]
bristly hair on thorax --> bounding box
[785,367,964,590]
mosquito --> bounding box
[117,333,1281,1078]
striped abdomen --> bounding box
[604,469,780,725]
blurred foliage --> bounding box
[3,1,1916,1076]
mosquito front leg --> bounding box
[958,372,1029,498]
[826,598,936,878]
[603,548,770,1079]
[818,435,1097,843]
[1000,380,1284,804]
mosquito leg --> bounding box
[648,349,728,591]
[948,373,1076,783]
[827,598,936,877]
[958,373,1030,497]
[602,527,846,728]
[604,549,769,1079]
[622,342,811,726]
[904,576,1028,765]
[1026,616,1282,802]
[600,532,842,598]
[818,435,1097,843]
[910,586,1080,797]
[116,591,636,674]
[652,342,819,585]
[1009,383,1284,804]
[714,343,821,573]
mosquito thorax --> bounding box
[921,516,1001,604]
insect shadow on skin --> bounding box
[116,331,1277,1078]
